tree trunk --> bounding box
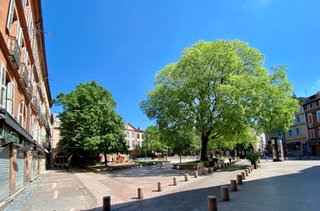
[200,132,210,161]
[179,153,182,163]
[104,152,108,167]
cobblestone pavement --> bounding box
[4,159,320,211]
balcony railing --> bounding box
[7,36,21,70]
[19,62,28,88]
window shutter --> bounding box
[27,8,33,37]
[6,0,15,33]
[0,65,7,108]
[18,101,24,125]
[6,81,14,116]
[17,22,23,48]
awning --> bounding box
[305,138,320,145]
[285,142,301,146]
[0,108,33,142]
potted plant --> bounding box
[247,152,260,169]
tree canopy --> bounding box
[56,81,127,163]
[142,125,166,154]
[141,40,299,161]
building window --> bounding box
[126,132,129,138]
[6,81,15,116]
[308,113,313,125]
[307,102,316,110]
[317,111,320,123]
[0,64,7,108]
[137,134,140,139]
[310,129,315,139]
[288,130,292,137]
[27,7,33,37]
[22,0,27,8]
[6,0,15,33]
[296,128,300,135]
[18,100,24,125]
[17,22,23,48]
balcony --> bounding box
[7,36,21,70]
[26,81,33,100]
[19,62,28,88]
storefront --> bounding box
[0,108,45,201]
[307,139,320,156]
[285,142,301,156]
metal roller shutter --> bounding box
[0,147,10,201]
[32,155,37,179]
[15,150,25,191]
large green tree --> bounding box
[56,81,127,165]
[141,40,299,161]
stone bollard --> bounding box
[158,182,162,192]
[173,177,177,186]
[103,196,111,211]
[230,179,237,191]
[194,171,198,178]
[221,186,229,201]
[237,174,243,185]
[241,172,246,180]
[202,168,206,176]
[208,167,212,173]
[245,169,249,177]
[247,167,251,173]
[208,195,218,211]
[185,174,189,182]
[138,188,143,199]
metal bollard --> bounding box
[138,188,143,199]
[185,174,189,181]
[231,179,237,191]
[103,196,111,211]
[158,182,162,192]
[173,177,177,186]
[247,167,251,173]
[241,172,246,180]
[245,169,249,177]
[221,186,229,201]
[237,174,243,185]
[194,171,198,178]
[208,195,218,211]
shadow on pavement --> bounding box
[83,165,320,211]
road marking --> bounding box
[53,190,58,199]
[52,183,56,188]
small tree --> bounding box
[160,127,200,163]
[56,81,128,166]
[143,125,166,157]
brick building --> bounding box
[0,0,51,203]
[303,92,320,155]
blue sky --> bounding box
[42,0,320,130]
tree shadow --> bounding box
[82,165,320,211]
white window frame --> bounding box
[17,22,23,48]
[6,81,15,116]
[27,7,33,37]
[6,0,15,33]
[317,111,320,123]
[18,100,24,125]
[22,0,27,9]
[0,64,7,108]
